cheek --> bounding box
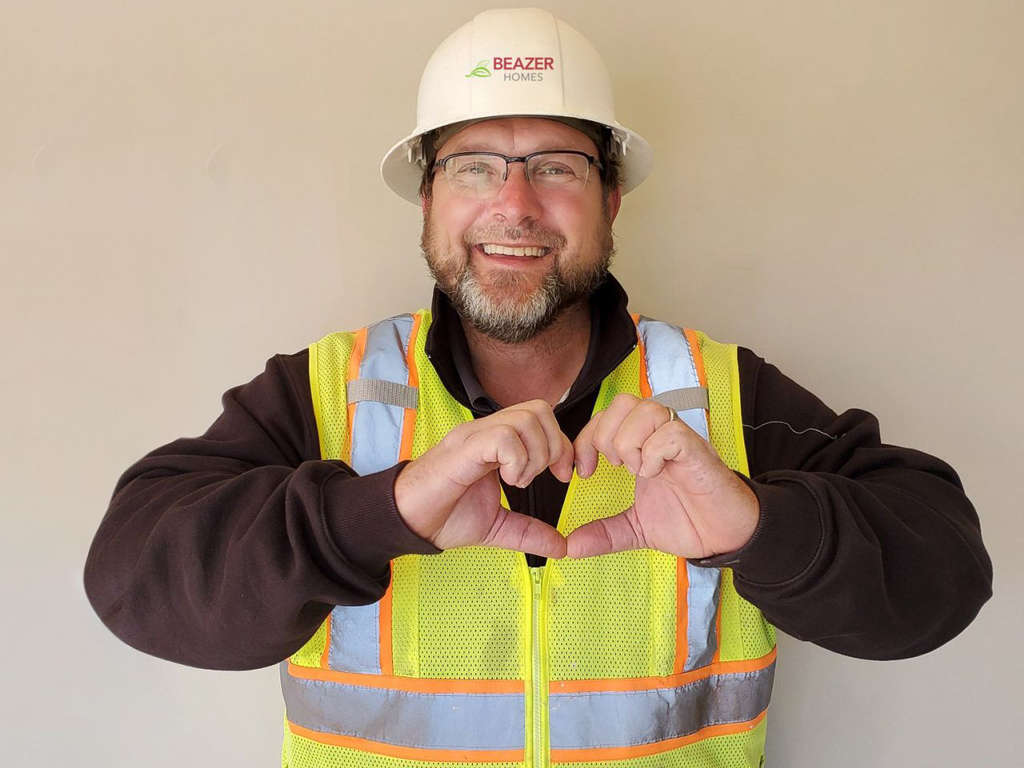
[556,205,603,246]
[432,204,485,246]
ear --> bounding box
[607,183,622,223]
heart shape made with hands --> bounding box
[395,393,760,561]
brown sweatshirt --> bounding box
[83,273,993,671]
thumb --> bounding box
[481,507,568,560]
[565,506,644,559]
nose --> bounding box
[488,161,543,226]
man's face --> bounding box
[420,117,622,344]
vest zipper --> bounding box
[529,565,549,768]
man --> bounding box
[84,8,992,767]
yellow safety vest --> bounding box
[281,308,776,768]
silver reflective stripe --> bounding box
[349,314,415,476]
[683,562,721,670]
[651,386,709,413]
[347,379,418,409]
[636,316,709,441]
[328,603,381,674]
[637,316,722,671]
[548,662,775,750]
[337,315,417,672]
[280,663,526,751]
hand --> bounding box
[566,393,759,560]
[394,399,575,559]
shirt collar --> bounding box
[424,272,638,415]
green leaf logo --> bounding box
[465,59,492,78]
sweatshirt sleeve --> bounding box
[83,350,440,671]
[693,347,993,660]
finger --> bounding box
[518,400,575,484]
[565,506,645,558]
[613,399,675,476]
[572,409,604,479]
[551,431,576,484]
[591,393,642,468]
[498,408,551,487]
[464,425,529,488]
[482,508,567,559]
[638,420,700,479]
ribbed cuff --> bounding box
[321,460,442,576]
[691,472,823,586]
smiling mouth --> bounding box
[475,243,553,258]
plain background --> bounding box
[2,1,1020,765]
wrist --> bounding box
[393,458,437,543]
[693,473,823,585]
[322,461,441,574]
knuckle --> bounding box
[642,399,666,415]
[509,408,540,430]
[493,424,519,444]
[514,399,548,419]
[612,433,633,457]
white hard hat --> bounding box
[380,7,653,205]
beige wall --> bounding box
[3,1,1020,764]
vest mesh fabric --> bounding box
[284,310,775,768]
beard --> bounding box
[419,198,617,345]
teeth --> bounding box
[481,244,550,257]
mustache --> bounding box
[463,226,566,250]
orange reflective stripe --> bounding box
[633,314,654,399]
[549,710,767,762]
[345,327,368,464]
[398,312,422,462]
[407,312,422,389]
[674,558,688,674]
[287,721,525,763]
[684,328,708,389]
[287,662,526,694]
[550,647,776,694]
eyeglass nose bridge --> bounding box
[499,157,533,187]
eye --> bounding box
[534,163,571,176]
[452,158,500,178]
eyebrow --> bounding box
[446,142,503,153]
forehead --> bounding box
[440,117,598,156]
